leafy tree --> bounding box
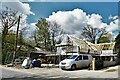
[0,33,2,64]
[0,7,18,64]
[97,33,113,43]
[35,18,51,51]
[2,32,16,64]
[2,30,34,64]
[115,32,120,50]
[115,32,120,64]
[81,25,107,44]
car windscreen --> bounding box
[66,55,78,59]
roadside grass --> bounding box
[105,69,117,72]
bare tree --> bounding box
[81,25,102,44]
[47,21,63,51]
[0,7,18,47]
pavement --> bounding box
[0,64,120,80]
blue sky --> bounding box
[2,1,119,38]
[25,2,118,24]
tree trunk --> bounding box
[2,26,9,64]
[52,33,55,52]
[2,26,8,48]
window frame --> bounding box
[83,55,88,60]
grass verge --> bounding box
[105,69,117,72]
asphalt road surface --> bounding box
[0,65,119,80]
[1,67,45,80]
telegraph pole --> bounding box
[12,16,21,65]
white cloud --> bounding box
[87,14,107,29]
[47,8,88,35]
[2,1,34,15]
[23,23,37,39]
[47,8,119,38]
[109,15,118,20]
[1,0,35,34]
[107,15,119,37]
[106,19,119,32]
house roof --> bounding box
[56,34,115,54]
[31,47,52,55]
[69,35,97,52]
[95,42,115,50]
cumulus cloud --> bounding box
[109,15,118,20]
[1,0,35,31]
[47,8,119,38]
[106,19,119,32]
[2,1,34,15]
[87,14,107,29]
[47,8,88,35]
[23,23,37,39]
[0,0,36,40]
[107,15,119,32]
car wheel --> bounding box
[61,68,65,70]
[88,64,91,70]
[71,64,76,70]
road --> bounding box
[0,65,119,80]
[1,66,49,80]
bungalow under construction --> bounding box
[53,34,117,68]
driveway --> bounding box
[0,65,119,80]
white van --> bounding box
[59,54,92,70]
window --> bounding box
[62,47,66,51]
[83,55,88,60]
[67,55,77,59]
[75,55,82,61]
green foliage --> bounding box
[2,32,15,64]
[115,32,120,64]
[105,69,117,72]
[97,33,113,43]
[35,18,51,51]
[98,36,110,43]
[115,32,120,52]
[1,31,31,64]
[115,32,120,48]
[1,7,18,64]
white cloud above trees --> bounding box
[47,9,88,35]
[47,8,119,38]
[2,1,34,15]
[1,1,119,39]
[1,0,35,36]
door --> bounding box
[75,55,83,68]
[83,55,89,67]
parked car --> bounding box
[59,54,92,70]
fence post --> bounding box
[92,58,95,70]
